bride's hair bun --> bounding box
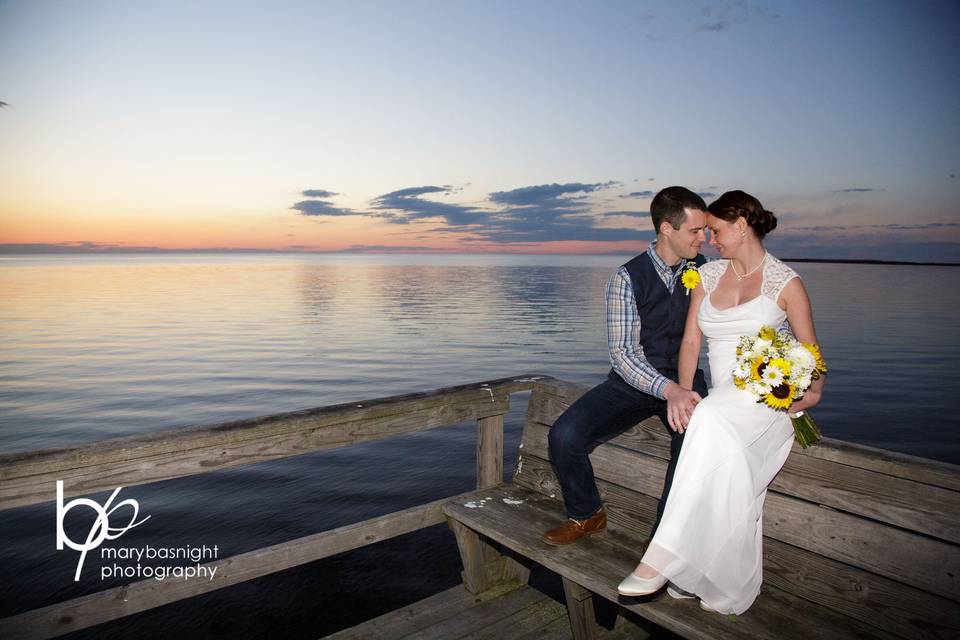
[706,190,778,239]
[745,208,777,237]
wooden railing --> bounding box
[0,374,548,640]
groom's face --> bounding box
[665,208,707,259]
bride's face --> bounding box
[706,213,742,258]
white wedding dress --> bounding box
[640,254,799,615]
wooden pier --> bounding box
[0,375,958,639]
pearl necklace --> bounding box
[731,253,767,281]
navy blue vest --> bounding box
[621,252,706,372]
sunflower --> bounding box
[764,383,795,410]
[750,356,766,380]
[803,343,828,373]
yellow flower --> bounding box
[804,343,828,372]
[759,326,777,342]
[764,383,795,410]
[750,356,766,380]
[734,376,747,390]
[681,266,700,292]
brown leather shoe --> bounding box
[542,508,607,545]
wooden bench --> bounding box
[443,377,960,640]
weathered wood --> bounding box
[449,518,492,594]
[0,496,457,640]
[529,378,960,492]
[477,413,506,489]
[390,581,562,640]
[517,424,960,602]
[522,412,960,545]
[761,536,960,640]
[0,375,547,511]
[444,487,902,640]
[514,451,960,638]
[562,577,597,640]
[551,411,960,547]
[323,581,532,640]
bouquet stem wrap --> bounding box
[789,411,822,448]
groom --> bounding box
[543,186,709,545]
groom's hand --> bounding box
[663,382,702,434]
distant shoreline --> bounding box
[0,250,957,267]
[779,257,960,267]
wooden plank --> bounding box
[522,437,957,602]
[562,577,598,640]
[0,377,538,511]
[796,439,960,493]
[514,454,960,638]
[522,411,960,545]
[514,615,576,640]
[444,487,901,640]
[323,581,529,640]
[763,492,960,602]
[530,379,960,492]
[516,428,960,602]
[478,413,506,489]
[774,453,960,545]
[761,537,960,640]
[0,495,458,640]
[457,597,570,640]
[4,374,541,475]
[393,583,558,640]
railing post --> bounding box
[476,410,505,489]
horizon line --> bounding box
[0,246,957,267]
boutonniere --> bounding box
[681,264,700,296]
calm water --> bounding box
[1,253,958,638]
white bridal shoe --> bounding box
[617,570,667,596]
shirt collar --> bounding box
[647,238,689,290]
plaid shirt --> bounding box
[606,240,692,399]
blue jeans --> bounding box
[548,369,707,535]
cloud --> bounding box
[0,242,281,254]
[464,181,650,244]
[301,189,338,198]
[0,241,161,253]
[337,244,447,253]
[370,185,487,225]
[696,191,717,198]
[623,190,654,198]
[602,210,649,218]
[695,2,780,33]
[763,237,960,263]
[488,181,615,207]
[777,222,960,233]
[293,188,357,216]
[698,20,729,32]
[834,188,877,193]
[292,199,357,216]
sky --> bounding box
[1,0,958,261]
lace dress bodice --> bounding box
[697,255,798,388]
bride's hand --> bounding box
[790,376,824,413]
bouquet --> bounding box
[733,326,828,448]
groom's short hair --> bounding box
[650,187,706,232]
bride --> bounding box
[616,190,826,615]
